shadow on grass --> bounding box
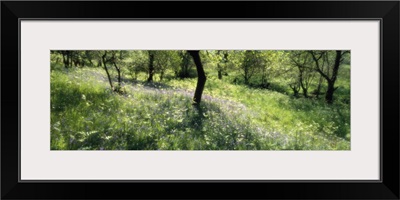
[118,77,174,90]
[124,98,268,150]
[52,75,276,150]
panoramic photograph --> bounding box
[50,50,350,150]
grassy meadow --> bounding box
[51,50,350,150]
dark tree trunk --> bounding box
[330,50,342,86]
[68,51,72,68]
[62,53,68,68]
[244,65,249,85]
[178,52,191,78]
[297,66,308,98]
[261,67,269,88]
[61,51,71,68]
[244,63,250,85]
[325,81,335,104]
[244,76,249,85]
[300,80,308,98]
[97,59,102,67]
[160,70,164,81]
[293,89,299,97]
[147,52,155,82]
[102,52,114,90]
[188,50,207,105]
[73,55,77,67]
[316,74,323,98]
[216,50,224,80]
[302,87,308,98]
[113,61,121,87]
[217,65,223,80]
[289,83,300,98]
[325,51,342,104]
[310,50,342,104]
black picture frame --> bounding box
[1,1,399,199]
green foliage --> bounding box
[175,51,197,78]
[51,64,350,150]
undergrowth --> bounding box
[51,67,350,150]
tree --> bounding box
[242,51,257,85]
[258,50,284,88]
[188,50,206,105]
[205,50,229,80]
[238,50,269,85]
[289,51,316,98]
[70,51,82,67]
[101,51,114,91]
[309,50,348,104]
[313,73,324,99]
[102,50,130,93]
[84,50,96,67]
[216,50,229,80]
[289,79,301,97]
[147,51,155,82]
[56,50,71,68]
[176,51,194,78]
[110,50,128,88]
[127,50,148,80]
[153,50,180,81]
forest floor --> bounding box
[51,67,350,150]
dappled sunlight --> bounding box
[51,50,350,150]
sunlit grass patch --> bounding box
[51,68,350,150]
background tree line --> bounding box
[51,50,350,104]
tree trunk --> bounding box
[178,52,191,78]
[331,50,342,86]
[244,62,251,85]
[244,76,249,85]
[300,80,308,98]
[188,50,206,105]
[294,90,300,97]
[217,65,222,80]
[293,89,299,97]
[297,67,308,98]
[325,81,335,104]
[113,61,121,87]
[62,53,68,68]
[311,50,342,104]
[261,67,268,87]
[302,88,308,98]
[147,52,155,82]
[97,59,102,67]
[325,51,342,104]
[289,83,300,98]
[68,51,72,68]
[244,63,249,85]
[217,50,222,80]
[316,74,323,98]
[102,52,114,90]
[160,70,164,81]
